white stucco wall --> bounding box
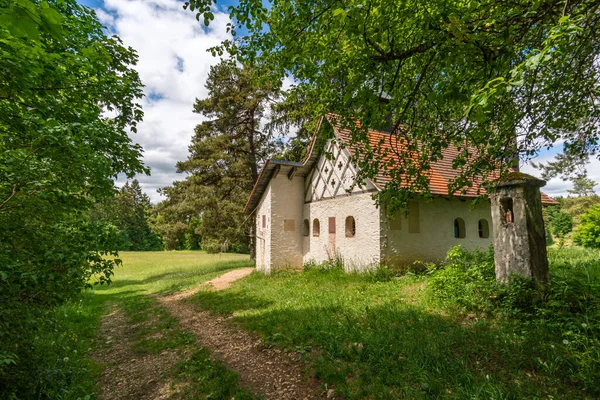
[255,173,305,272]
[303,192,381,271]
[254,184,272,273]
[269,174,305,270]
[382,197,493,265]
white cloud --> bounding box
[98,0,600,203]
[523,154,600,197]
[97,0,231,202]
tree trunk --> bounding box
[247,108,259,184]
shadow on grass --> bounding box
[137,260,252,285]
[192,290,274,314]
[191,284,595,399]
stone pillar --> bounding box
[490,172,549,283]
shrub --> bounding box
[427,246,600,392]
[574,205,600,248]
[428,245,499,313]
[547,205,573,237]
[202,238,224,254]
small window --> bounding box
[284,219,295,232]
[478,219,489,238]
[454,218,466,238]
[345,216,356,237]
[313,219,320,237]
[302,219,309,236]
[408,201,420,233]
[329,217,336,234]
[262,215,266,229]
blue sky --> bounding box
[75,0,237,202]
[77,0,597,202]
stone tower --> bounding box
[490,172,549,283]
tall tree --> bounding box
[153,180,202,250]
[568,177,598,197]
[91,180,163,251]
[267,87,320,162]
[0,1,145,395]
[187,0,600,209]
[157,60,282,253]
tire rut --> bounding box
[156,275,330,400]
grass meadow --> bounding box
[52,248,599,399]
[190,247,600,399]
[55,251,255,400]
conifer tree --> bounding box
[91,180,163,251]
[157,60,283,253]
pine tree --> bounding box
[91,180,163,251]
[157,60,282,253]
[568,177,598,197]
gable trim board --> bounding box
[246,115,558,273]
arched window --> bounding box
[313,219,320,237]
[302,219,310,236]
[454,218,466,238]
[345,216,356,237]
[478,219,490,238]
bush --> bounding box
[427,246,600,392]
[574,205,600,248]
[428,245,499,313]
[547,205,573,237]
[202,238,225,254]
[0,299,101,399]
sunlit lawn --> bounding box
[66,251,256,400]
[100,251,253,295]
[59,248,599,399]
[190,248,600,399]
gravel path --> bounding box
[157,268,330,400]
[205,267,255,290]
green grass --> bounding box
[101,250,253,295]
[58,251,255,399]
[190,248,600,399]
[49,248,599,399]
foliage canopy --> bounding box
[187,0,599,207]
[574,205,600,248]
[91,180,163,251]
[0,0,145,396]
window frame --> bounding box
[345,216,356,238]
[312,218,320,237]
[453,218,466,239]
[478,219,490,238]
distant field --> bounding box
[104,251,253,295]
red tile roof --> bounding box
[326,115,559,205]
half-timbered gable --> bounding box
[245,115,558,273]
